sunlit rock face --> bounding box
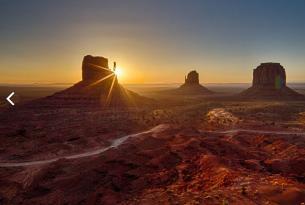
[253,63,286,89]
[82,55,113,82]
[240,63,303,99]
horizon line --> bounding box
[1,82,305,87]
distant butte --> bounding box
[240,63,304,99]
[184,70,200,85]
[30,55,152,108]
[167,70,213,95]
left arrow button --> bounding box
[6,92,15,106]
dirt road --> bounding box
[0,124,304,167]
[0,124,169,167]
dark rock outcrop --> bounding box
[81,55,118,87]
[240,63,303,99]
[165,70,213,95]
[82,55,112,82]
[184,70,199,85]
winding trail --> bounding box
[0,124,304,168]
[0,124,169,168]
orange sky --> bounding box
[1,1,305,84]
[2,50,304,85]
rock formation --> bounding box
[252,63,286,89]
[166,70,213,95]
[240,63,303,99]
[81,55,118,87]
[31,55,152,108]
[82,55,112,82]
[184,70,200,85]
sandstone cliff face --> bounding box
[253,63,286,89]
[240,63,303,99]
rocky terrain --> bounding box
[0,100,305,205]
[0,120,305,204]
[0,61,305,204]
[240,63,304,100]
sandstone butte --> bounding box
[240,63,304,99]
[168,70,214,95]
[28,55,152,108]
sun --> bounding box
[114,67,123,78]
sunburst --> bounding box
[88,63,112,72]
[85,62,125,106]
[88,73,114,87]
[106,75,117,105]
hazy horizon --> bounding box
[2,82,305,87]
[1,0,305,84]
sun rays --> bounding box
[84,62,131,107]
[88,63,112,72]
[85,63,119,106]
[106,74,117,105]
[114,67,123,78]
[88,73,115,87]
[86,63,114,87]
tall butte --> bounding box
[240,63,304,99]
[34,55,151,108]
[168,70,213,95]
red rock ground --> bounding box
[0,123,304,205]
[1,101,305,205]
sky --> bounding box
[1,0,305,84]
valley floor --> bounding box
[0,99,305,204]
